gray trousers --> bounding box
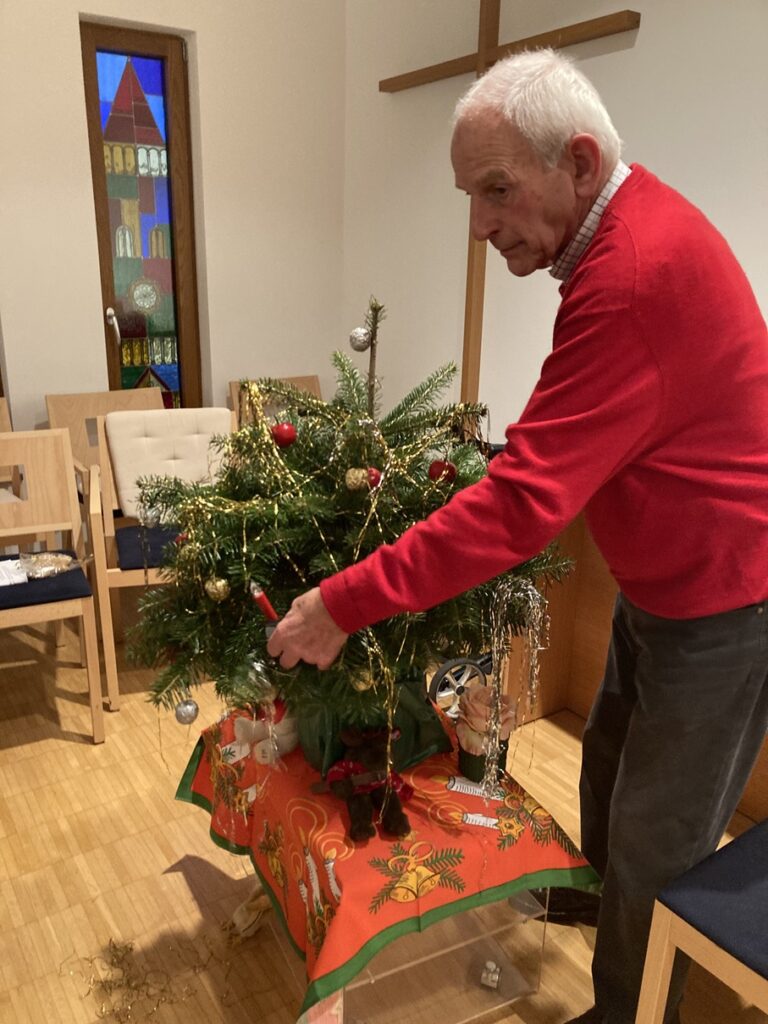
[580,594,768,1024]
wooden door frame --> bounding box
[80,21,202,407]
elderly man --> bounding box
[268,49,768,1024]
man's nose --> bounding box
[470,198,496,242]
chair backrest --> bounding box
[46,389,165,492]
[100,407,235,520]
[229,375,322,427]
[0,397,21,493]
[0,429,82,548]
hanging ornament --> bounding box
[351,674,376,692]
[204,577,230,602]
[174,697,199,725]
[345,467,369,491]
[177,540,201,562]
[271,422,297,448]
[139,506,161,529]
[349,326,372,352]
[174,531,189,545]
[367,466,382,489]
[428,459,457,483]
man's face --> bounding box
[451,111,583,277]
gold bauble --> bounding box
[345,467,369,491]
[350,674,376,692]
[205,577,231,602]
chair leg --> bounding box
[635,902,677,1024]
[54,618,66,647]
[79,618,86,667]
[97,587,121,712]
[81,600,105,744]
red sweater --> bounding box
[321,166,768,629]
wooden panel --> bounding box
[46,388,164,476]
[229,375,322,427]
[740,738,768,821]
[542,514,768,823]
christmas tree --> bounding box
[130,299,571,740]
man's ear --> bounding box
[567,133,603,198]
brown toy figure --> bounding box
[325,727,413,843]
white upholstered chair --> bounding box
[89,407,235,709]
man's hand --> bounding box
[266,587,348,670]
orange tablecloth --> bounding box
[177,710,599,1014]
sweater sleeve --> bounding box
[320,291,663,635]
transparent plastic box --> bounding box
[277,888,548,1024]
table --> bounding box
[177,709,599,1019]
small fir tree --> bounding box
[129,299,571,727]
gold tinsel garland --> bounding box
[59,928,273,1022]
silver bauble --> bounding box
[140,506,161,528]
[175,698,199,725]
[349,326,372,352]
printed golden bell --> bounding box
[389,865,441,903]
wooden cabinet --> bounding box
[513,515,767,823]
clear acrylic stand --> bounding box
[277,888,548,1024]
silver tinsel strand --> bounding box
[480,577,549,798]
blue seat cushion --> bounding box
[115,525,179,571]
[659,819,768,979]
[0,551,92,610]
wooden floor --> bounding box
[0,620,765,1024]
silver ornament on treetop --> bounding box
[175,698,199,725]
[349,326,372,352]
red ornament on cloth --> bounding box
[367,466,382,489]
[428,459,456,483]
[271,422,297,448]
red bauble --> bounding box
[174,531,188,545]
[271,422,297,448]
[367,466,382,489]
[428,459,457,483]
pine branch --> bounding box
[379,364,457,434]
[331,351,368,413]
[437,869,465,893]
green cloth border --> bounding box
[298,863,598,1014]
[176,737,600,1015]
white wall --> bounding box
[344,0,768,440]
[0,0,345,429]
[1,1,765,437]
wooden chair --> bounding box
[229,375,322,427]
[0,429,104,743]
[0,396,21,497]
[636,819,768,1022]
[89,406,236,710]
[46,387,164,493]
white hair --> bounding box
[454,48,622,169]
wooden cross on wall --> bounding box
[380,5,641,403]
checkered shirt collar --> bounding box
[549,160,632,283]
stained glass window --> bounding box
[96,52,181,406]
